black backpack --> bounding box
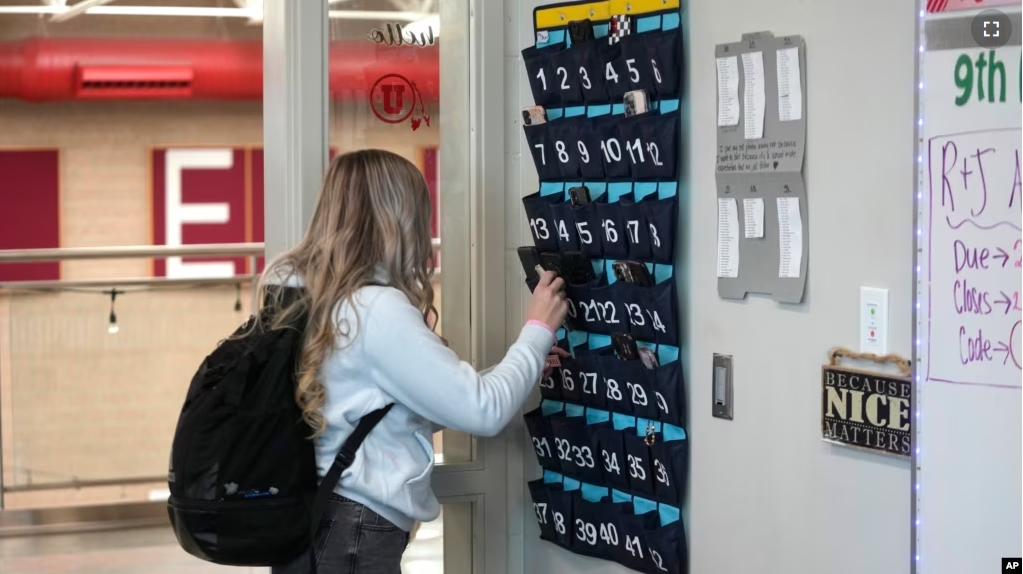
[167,286,392,568]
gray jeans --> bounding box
[272,495,409,574]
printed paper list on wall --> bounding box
[714,32,808,303]
[927,126,1021,385]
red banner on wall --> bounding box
[0,150,61,282]
[927,0,1017,12]
[151,148,254,279]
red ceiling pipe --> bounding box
[0,37,439,102]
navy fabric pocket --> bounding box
[524,407,559,472]
[608,510,660,571]
[619,111,679,181]
[550,416,603,483]
[591,424,630,493]
[522,44,564,107]
[522,190,563,252]
[651,437,688,507]
[595,198,629,260]
[527,479,557,542]
[592,115,631,181]
[621,430,655,497]
[645,519,688,574]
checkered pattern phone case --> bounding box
[607,14,631,44]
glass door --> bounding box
[327,1,502,572]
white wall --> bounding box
[503,0,918,573]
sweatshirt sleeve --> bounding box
[360,288,555,437]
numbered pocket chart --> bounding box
[522,1,687,572]
[714,32,808,304]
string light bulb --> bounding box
[106,289,121,334]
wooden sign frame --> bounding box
[820,347,912,458]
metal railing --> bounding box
[0,243,265,291]
[0,239,442,291]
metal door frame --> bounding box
[263,0,509,571]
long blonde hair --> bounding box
[254,149,438,436]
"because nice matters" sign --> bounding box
[821,365,912,457]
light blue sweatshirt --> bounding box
[277,268,555,531]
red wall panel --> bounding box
[0,150,60,282]
[151,148,249,278]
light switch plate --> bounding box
[860,286,889,355]
[712,353,733,420]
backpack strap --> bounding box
[309,404,395,532]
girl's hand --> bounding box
[542,346,571,380]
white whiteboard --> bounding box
[914,6,1022,574]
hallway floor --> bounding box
[0,518,444,574]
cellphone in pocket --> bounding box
[612,260,652,287]
[611,333,640,361]
[623,89,649,117]
[567,19,595,45]
[522,106,547,126]
[607,14,632,44]
[569,186,591,206]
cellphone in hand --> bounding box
[624,90,650,117]
[611,333,640,361]
[539,252,566,278]
[560,252,596,285]
[569,186,591,207]
[517,246,544,282]
[522,106,547,126]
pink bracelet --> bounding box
[526,319,557,336]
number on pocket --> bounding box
[627,382,648,406]
[532,436,552,458]
[652,550,669,572]
[555,140,570,163]
[572,445,596,469]
[560,369,575,391]
[655,459,670,486]
[600,522,620,546]
[625,534,645,558]
[602,219,619,243]
[602,450,621,474]
[557,66,569,90]
[626,58,640,83]
[605,62,620,84]
[628,454,647,481]
[656,391,670,416]
[533,502,548,524]
[606,378,623,401]
[555,438,571,461]
[576,221,593,244]
[575,519,598,545]
[557,219,570,242]
[601,138,622,162]
[576,141,591,163]
[529,218,549,240]
[579,67,592,89]
[626,303,646,326]
[554,512,566,535]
